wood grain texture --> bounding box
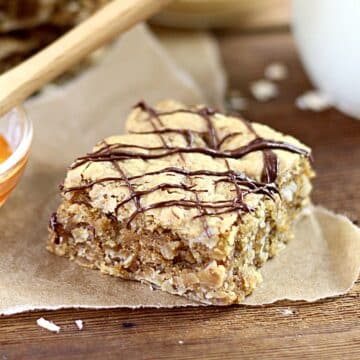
[0,31,359,359]
[152,0,290,30]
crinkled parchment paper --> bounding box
[0,24,359,315]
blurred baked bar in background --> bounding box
[0,0,109,31]
[0,0,109,74]
[0,0,290,75]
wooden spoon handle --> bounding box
[0,0,171,116]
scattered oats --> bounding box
[228,95,248,112]
[227,89,247,111]
[250,80,279,102]
[75,320,84,330]
[36,318,61,333]
[178,340,184,344]
[264,62,288,81]
[278,308,295,316]
[295,90,332,111]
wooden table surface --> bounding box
[1,30,359,359]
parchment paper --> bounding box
[0,24,359,315]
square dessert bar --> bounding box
[48,100,314,305]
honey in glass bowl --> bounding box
[0,107,33,207]
[0,135,12,163]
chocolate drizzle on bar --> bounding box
[49,213,62,244]
[70,137,308,168]
[241,119,279,184]
[60,101,311,231]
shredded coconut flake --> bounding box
[264,62,288,81]
[37,317,61,333]
[250,80,279,102]
[282,182,298,202]
[295,90,332,111]
[75,319,84,330]
[278,308,295,316]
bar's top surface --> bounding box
[62,100,311,241]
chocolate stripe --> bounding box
[59,102,310,233]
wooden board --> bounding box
[1,31,359,359]
[152,0,290,30]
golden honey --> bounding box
[0,134,29,207]
[0,107,32,208]
[0,135,12,164]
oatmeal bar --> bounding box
[48,100,314,305]
[0,0,109,74]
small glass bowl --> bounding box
[0,107,33,207]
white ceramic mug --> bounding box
[292,0,360,119]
